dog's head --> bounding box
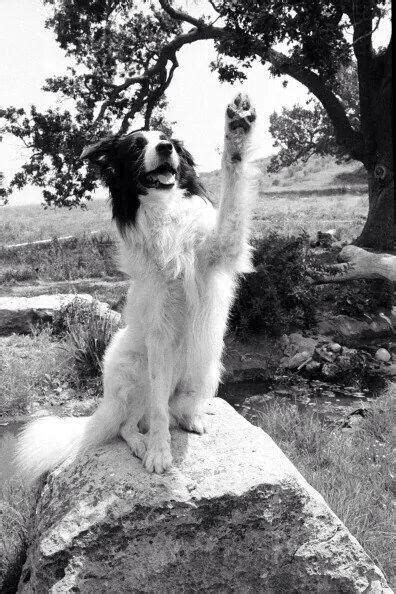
[81,130,205,233]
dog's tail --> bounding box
[15,400,124,483]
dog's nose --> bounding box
[156,141,173,155]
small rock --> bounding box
[305,360,321,373]
[384,363,396,377]
[321,363,339,379]
[281,333,316,357]
[375,348,391,362]
[329,342,342,353]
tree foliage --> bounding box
[268,64,360,171]
[0,0,391,226]
[0,0,182,205]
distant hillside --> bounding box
[200,155,367,198]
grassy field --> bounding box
[0,156,368,287]
[0,155,368,246]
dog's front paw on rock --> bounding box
[143,443,172,474]
[226,93,256,134]
[176,413,207,435]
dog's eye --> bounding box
[134,137,147,149]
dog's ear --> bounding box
[80,137,117,171]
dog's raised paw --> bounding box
[226,93,256,133]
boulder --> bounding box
[0,294,121,335]
[19,399,390,593]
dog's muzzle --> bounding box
[143,162,177,189]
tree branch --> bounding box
[313,245,396,283]
[94,21,226,129]
[158,0,206,28]
[266,49,365,161]
[143,57,178,130]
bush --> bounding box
[59,299,121,386]
[332,279,393,318]
[230,233,317,337]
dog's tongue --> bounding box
[155,171,176,186]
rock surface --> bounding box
[0,294,121,335]
[19,399,390,593]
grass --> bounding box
[0,155,368,247]
[0,199,113,245]
[0,478,37,590]
[0,234,122,285]
[257,385,395,582]
[252,191,367,243]
[0,329,72,417]
[0,192,368,286]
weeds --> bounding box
[257,385,395,581]
[0,329,71,416]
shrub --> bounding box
[332,279,393,317]
[230,233,317,337]
[59,299,121,386]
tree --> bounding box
[0,0,393,249]
[268,63,360,171]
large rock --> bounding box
[0,294,121,335]
[19,399,390,593]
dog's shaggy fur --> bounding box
[16,94,257,477]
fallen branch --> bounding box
[314,245,396,284]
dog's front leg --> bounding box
[143,333,173,473]
[207,93,257,270]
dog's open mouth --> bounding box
[143,163,177,188]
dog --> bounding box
[16,93,257,477]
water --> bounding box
[0,420,24,483]
[218,375,386,425]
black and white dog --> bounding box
[17,94,257,476]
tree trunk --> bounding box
[354,40,394,252]
[354,170,394,251]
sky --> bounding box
[0,0,391,204]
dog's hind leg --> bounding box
[170,361,221,434]
[170,324,224,435]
